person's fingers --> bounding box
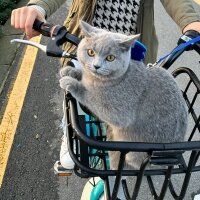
[25,8,45,39]
[11,9,15,27]
[11,7,26,32]
[26,30,40,39]
[19,7,27,31]
[25,11,36,38]
[32,30,40,36]
[12,8,21,29]
[11,7,45,39]
[183,22,200,33]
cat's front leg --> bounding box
[59,76,86,103]
[60,66,82,80]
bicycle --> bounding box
[11,20,200,200]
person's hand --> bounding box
[183,21,200,33]
[11,6,46,39]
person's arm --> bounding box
[161,0,200,33]
[11,0,65,39]
[27,0,66,18]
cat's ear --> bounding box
[119,34,140,50]
[80,20,99,37]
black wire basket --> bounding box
[65,51,200,200]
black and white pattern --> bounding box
[92,0,141,35]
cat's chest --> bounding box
[82,77,118,93]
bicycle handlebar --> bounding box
[11,19,200,64]
[33,19,81,46]
[33,19,53,37]
[33,19,200,68]
[161,30,200,69]
[178,30,200,54]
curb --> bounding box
[0,21,23,95]
[0,0,29,95]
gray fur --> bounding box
[60,21,188,170]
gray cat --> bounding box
[59,21,188,171]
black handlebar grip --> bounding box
[33,19,81,47]
[178,30,200,54]
[33,19,44,31]
[33,19,54,37]
[184,30,200,54]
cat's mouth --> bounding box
[85,64,112,77]
[91,67,111,76]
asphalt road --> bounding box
[0,1,200,200]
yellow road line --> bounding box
[194,0,200,4]
[0,36,41,187]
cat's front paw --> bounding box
[60,66,82,80]
[59,76,76,92]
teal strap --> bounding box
[90,179,104,200]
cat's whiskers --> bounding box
[97,68,111,76]
[87,64,111,76]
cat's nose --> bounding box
[94,65,101,70]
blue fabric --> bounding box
[131,40,147,61]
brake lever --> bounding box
[11,38,77,60]
[10,38,63,57]
[11,20,80,59]
[11,39,47,53]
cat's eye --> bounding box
[106,55,115,62]
[87,49,95,57]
